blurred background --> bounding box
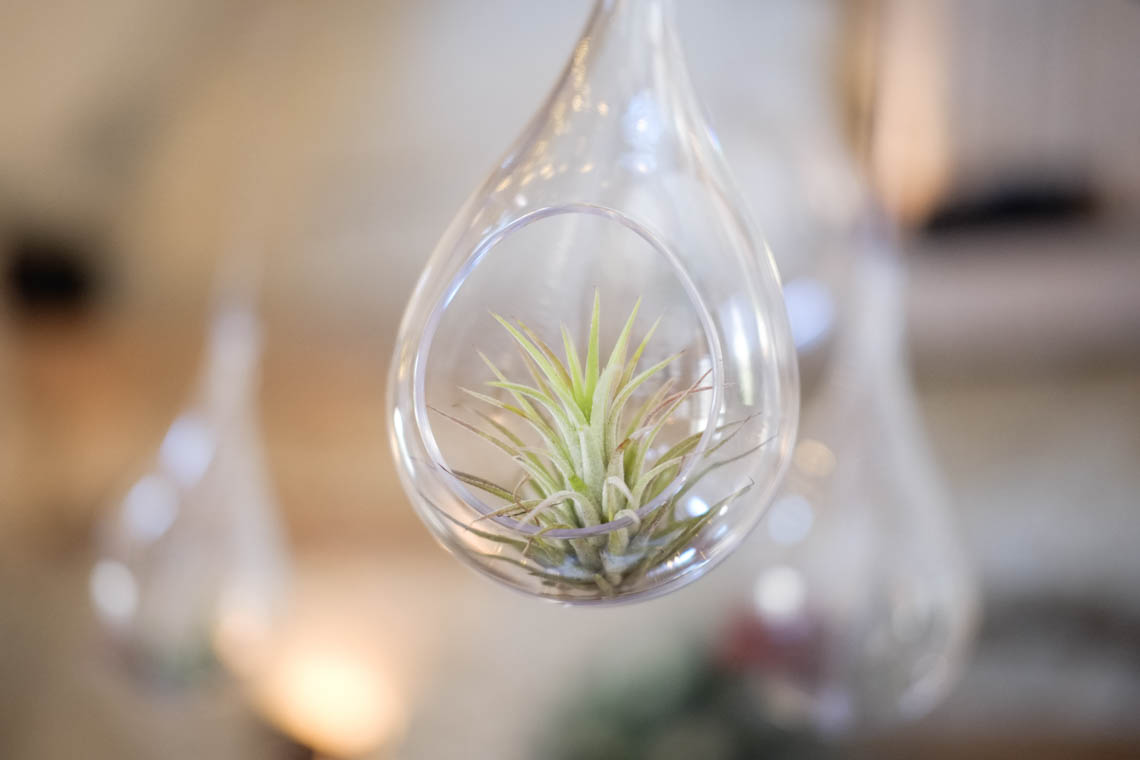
[2,0,1138,758]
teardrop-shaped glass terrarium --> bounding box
[737,231,977,731]
[390,0,798,604]
[91,268,289,684]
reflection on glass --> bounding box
[783,279,836,353]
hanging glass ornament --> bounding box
[389,0,798,604]
[90,277,289,684]
[86,7,305,683]
[729,230,978,731]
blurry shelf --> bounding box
[907,222,1140,379]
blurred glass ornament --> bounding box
[389,0,798,604]
[727,228,978,733]
[91,265,288,685]
[84,6,309,686]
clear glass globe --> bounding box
[389,0,799,604]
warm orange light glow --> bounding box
[794,439,837,479]
[214,564,417,758]
[253,645,404,758]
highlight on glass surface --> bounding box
[389,0,799,603]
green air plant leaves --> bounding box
[437,294,755,597]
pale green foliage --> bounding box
[438,293,752,596]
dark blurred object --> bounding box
[863,0,1140,229]
[923,180,1098,236]
[4,225,104,316]
[717,610,826,687]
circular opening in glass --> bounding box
[413,203,725,540]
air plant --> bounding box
[434,293,755,597]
